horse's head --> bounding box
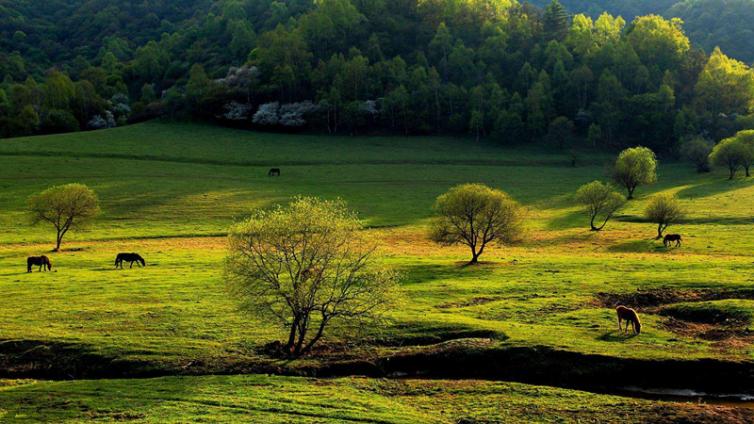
[634,319,641,334]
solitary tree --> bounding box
[680,137,714,173]
[430,184,523,265]
[611,146,658,199]
[644,194,684,239]
[709,131,754,178]
[575,181,626,231]
[709,137,752,179]
[28,183,100,251]
[225,197,399,357]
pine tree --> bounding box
[544,0,569,42]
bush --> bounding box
[680,136,714,172]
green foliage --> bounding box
[679,136,713,173]
[574,180,625,231]
[709,131,754,179]
[27,183,100,250]
[0,0,752,151]
[430,183,523,264]
[611,147,658,199]
[544,0,570,41]
[694,48,754,122]
[226,197,399,355]
[644,194,684,239]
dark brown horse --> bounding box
[27,256,52,273]
[616,305,641,335]
[115,253,146,269]
[268,168,281,177]
[663,234,682,247]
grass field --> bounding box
[2,121,754,421]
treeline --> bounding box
[529,0,754,64]
[1,0,754,155]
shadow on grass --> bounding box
[597,331,639,342]
[399,262,497,285]
[545,209,586,230]
[607,239,665,253]
[675,177,754,200]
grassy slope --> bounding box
[0,376,749,423]
[2,121,754,420]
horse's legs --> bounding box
[129,261,134,268]
[617,317,622,333]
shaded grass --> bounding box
[0,375,750,423]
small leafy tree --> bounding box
[225,197,399,357]
[575,181,626,231]
[644,194,684,239]
[430,184,523,265]
[611,146,658,199]
[680,136,714,173]
[709,136,753,179]
[28,183,100,251]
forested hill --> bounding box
[527,0,754,64]
[1,0,753,157]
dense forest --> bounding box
[1,0,753,155]
[528,0,754,64]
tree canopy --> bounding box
[1,0,753,148]
[574,181,625,231]
[611,147,658,199]
[430,183,523,264]
[225,197,399,356]
[28,183,100,251]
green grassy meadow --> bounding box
[2,121,754,421]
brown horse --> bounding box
[663,234,682,247]
[27,256,52,273]
[616,305,641,335]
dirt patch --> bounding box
[595,288,754,309]
[660,316,754,347]
[659,306,751,326]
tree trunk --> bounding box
[627,185,635,200]
[656,223,665,240]
[746,166,751,177]
[590,214,599,231]
[54,229,63,251]
[286,317,299,353]
[730,167,736,180]
[468,245,480,265]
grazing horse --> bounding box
[663,234,682,247]
[115,253,146,269]
[27,256,52,273]
[616,305,641,335]
[268,168,281,177]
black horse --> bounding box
[27,256,52,273]
[663,234,682,247]
[268,168,281,177]
[115,253,146,269]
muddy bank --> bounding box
[4,338,753,398]
[596,288,754,309]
